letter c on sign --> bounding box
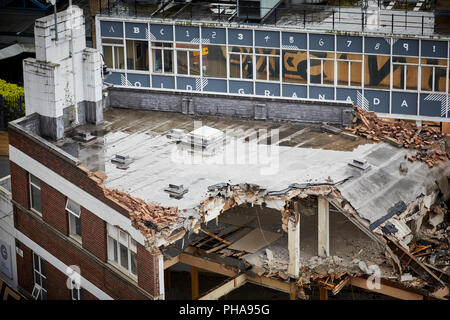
[160,28,164,35]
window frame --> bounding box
[107,224,138,279]
[32,253,47,300]
[29,173,42,216]
[308,51,335,86]
[102,38,125,70]
[151,41,174,74]
[336,53,363,88]
[228,46,254,80]
[255,48,280,82]
[66,198,82,243]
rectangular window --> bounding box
[420,58,448,92]
[202,45,226,78]
[229,46,253,80]
[176,43,200,76]
[392,57,418,90]
[29,173,42,214]
[309,51,335,85]
[255,48,280,81]
[102,38,125,70]
[32,253,47,300]
[126,40,149,71]
[364,55,391,89]
[337,53,362,87]
[152,42,173,73]
[66,198,82,242]
[107,224,137,277]
[282,50,307,84]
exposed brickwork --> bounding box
[8,127,130,218]
[137,243,160,298]
[14,206,153,300]
[89,0,110,48]
[10,161,29,209]
[15,238,34,295]
[46,262,71,300]
[81,207,107,261]
[41,181,68,236]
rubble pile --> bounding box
[346,107,450,168]
[104,189,179,236]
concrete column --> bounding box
[318,196,330,258]
[287,214,300,278]
[191,266,199,300]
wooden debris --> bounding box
[200,228,232,246]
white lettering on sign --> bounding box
[160,28,164,35]
[373,98,380,105]
[403,43,409,51]
[212,31,216,39]
[264,90,271,96]
[160,83,164,88]
[186,85,193,91]
[264,35,270,43]
[109,26,115,33]
[133,27,140,34]
[432,45,436,53]
[238,33,243,40]
[289,36,294,44]
[186,30,190,37]
[319,94,325,100]
[401,100,408,107]
[292,92,297,98]
[238,88,245,94]
[347,40,352,47]
[134,81,141,87]
[375,43,380,50]
[319,38,324,47]
[346,96,353,103]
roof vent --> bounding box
[164,184,189,199]
[348,159,371,170]
[111,154,133,169]
[182,126,225,149]
[166,128,187,142]
[73,131,96,142]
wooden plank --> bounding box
[191,266,199,300]
[319,286,328,300]
[228,228,282,253]
[246,274,291,294]
[200,228,231,246]
[198,274,247,300]
[318,196,329,257]
[163,255,179,269]
[179,253,237,277]
[332,276,350,295]
[349,277,424,300]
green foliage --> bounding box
[0,79,25,121]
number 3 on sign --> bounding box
[238,33,243,40]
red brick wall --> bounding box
[137,243,160,298]
[41,182,68,236]
[15,238,33,295]
[46,263,71,300]
[10,162,29,209]
[81,207,107,261]
[8,128,130,218]
[14,206,153,300]
[82,289,98,300]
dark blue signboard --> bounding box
[201,27,226,45]
[282,32,307,50]
[228,29,253,46]
[255,30,280,48]
[364,90,389,113]
[104,72,124,85]
[419,93,447,117]
[150,24,173,41]
[309,34,334,51]
[125,23,148,39]
[101,21,123,38]
[175,26,200,43]
[336,88,361,105]
[203,79,227,93]
[127,73,150,88]
[364,37,390,55]
[393,39,419,57]
[391,92,417,115]
[309,86,334,100]
[177,77,199,91]
[282,84,307,98]
[421,40,448,58]
[229,80,253,94]
[337,36,362,53]
[255,82,280,97]
[152,75,175,89]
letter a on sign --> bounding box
[401,100,408,107]
[109,26,115,33]
[346,96,353,103]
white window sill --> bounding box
[107,260,138,283]
[69,234,82,245]
[30,207,42,217]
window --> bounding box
[176,43,200,76]
[282,50,307,84]
[337,53,362,87]
[29,173,41,214]
[364,55,391,89]
[32,253,47,300]
[152,42,173,73]
[392,56,418,90]
[66,198,81,242]
[107,224,137,277]
[126,40,149,71]
[229,46,253,79]
[255,48,280,81]
[102,38,125,70]
[202,45,226,78]
[420,58,448,92]
[309,51,335,85]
